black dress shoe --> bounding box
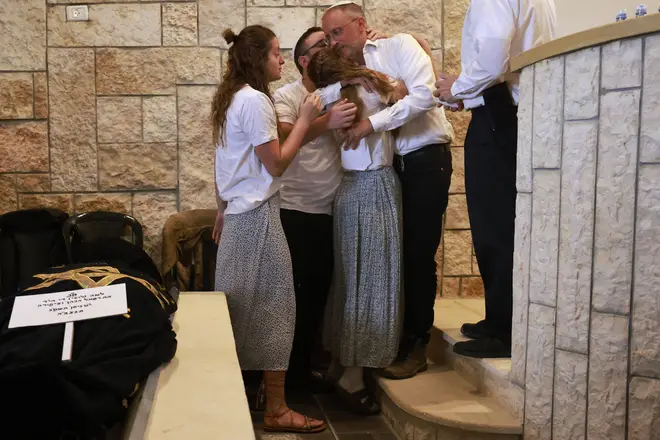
[453,337,511,358]
[460,320,489,339]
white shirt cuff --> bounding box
[368,111,389,133]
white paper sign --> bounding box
[8,284,128,329]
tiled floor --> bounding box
[252,392,399,440]
[250,299,494,440]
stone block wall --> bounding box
[512,34,660,440]
[0,0,482,295]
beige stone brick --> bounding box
[364,0,442,49]
[461,277,483,298]
[524,304,555,440]
[556,121,597,354]
[19,193,73,213]
[511,192,531,386]
[0,73,33,119]
[49,48,97,191]
[247,7,316,49]
[0,121,49,173]
[199,0,246,48]
[143,96,177,143]
[593,90,640,314]
[529,170,560,307]
[532,57,564,169]
[628,377,660,440]
[564,47,600,120]
[17,174,50,193]
[177,85,216,143]
[163,3,198,46]
[0,175,17,215]
[96,48,221,95]
[180,141,217,211]
[640,34,660,163]
[74,193,132,215]
[552,350,588,440]
[588,313,629,440]
[449,147,465,194]
[442,277,460,298]
[133,192,178,269]
[446,110,471,147]
[445,194,469,229]
[34,72,48,119]
[631,164,660,378]
[0,0,46,70]
[97,97,143,144]
[443,230,472,276]
[602,38,642,89]
[442,0,469,73]
[48,4,161,47]
[516,66,533,193]
[99,143,178,190]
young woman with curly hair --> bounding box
[211,25,326,434]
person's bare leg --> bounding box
[263,371,326,432]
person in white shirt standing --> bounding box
[434,0,556,358]
[273,27,357,392]
[211,25,327,433]
[307,46,403,415]
[318,1,455,380]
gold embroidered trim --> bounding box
[24,266,174,311]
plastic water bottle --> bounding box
[635,4,647,16]
[616,9,628,21]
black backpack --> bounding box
[0,208,69,298]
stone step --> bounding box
[375,364,522,440]
[428,299,524,423]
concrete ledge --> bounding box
[122,292,255,440]
[376,364,521,438]
[428,299,524,423]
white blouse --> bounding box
[327,85,394,172]
[215,86,280,215]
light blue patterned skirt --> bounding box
[324,167,403,368]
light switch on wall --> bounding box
[66,5,89,22]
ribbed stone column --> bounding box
[515,33,660,440]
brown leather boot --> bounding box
[380,342,428,380]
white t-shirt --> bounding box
[215,86,280,215]
[273,80,341,215]
[334,85,394,171]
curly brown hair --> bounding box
[307,46,394,118]
[212,25,277,146]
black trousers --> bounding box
[464,83,518,344]
[280,208,334,378]
[394,143,452,345]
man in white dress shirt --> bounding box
[434,0,556,358]
[318,1,455,380]
[273,27,358,391]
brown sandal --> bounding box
[264,408,327,434]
